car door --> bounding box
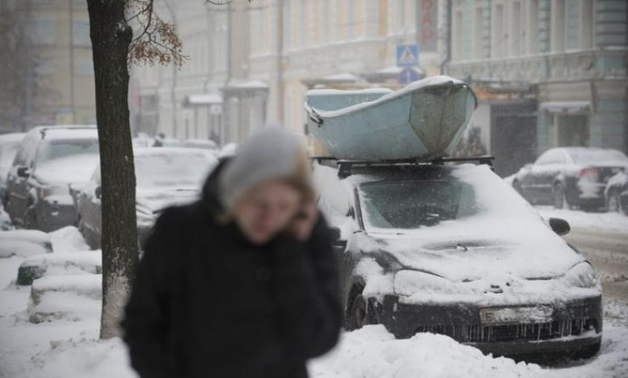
[527,149,566,204]
[77,169,102,248]
[5,135,37,223]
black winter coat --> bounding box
[122,162,342,378]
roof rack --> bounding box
[311,155,495,178]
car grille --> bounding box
[465,318,598,343]
[414,318,597,343]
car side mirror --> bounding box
[17,167,30,178]
[95,186,102,199]
[549,217,570,236]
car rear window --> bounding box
[358,180,478,230]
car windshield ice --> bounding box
[569,149,628,165]
[36,139,99,166]
[135,153,212,189]
[358,179,479,230]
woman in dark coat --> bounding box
[122,128,342,378]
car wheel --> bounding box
[607,191,623,214]
[572,341,601,360]
[348,294,370,331]
[552,184,569,210]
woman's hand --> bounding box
[287,199,318,241]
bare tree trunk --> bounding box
[87,0,139,340]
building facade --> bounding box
[446,0,628,176]
[0,0,96,132]
[134,0,447,146]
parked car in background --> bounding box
[604,171,628,215]
[0,133,26,207]
[511,147,628,211]
[313,158,602,360]
[76,147,218,250]
[5,126,99,232]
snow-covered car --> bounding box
[76,147,218,250]
[0,132,26,207]
[4,126,99,232]
[511,147,628,211]
[313,158,602,360]
[604,171,628,215]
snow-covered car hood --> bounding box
[135,187,200,215]
[363,228,583,282]
[34,155,99,186]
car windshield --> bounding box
[135,153,213,189]
[36,139,99,166]
[358,180,479,230]
[0,142,20,169]
[570,149,628,165]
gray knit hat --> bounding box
[219,127,309,210]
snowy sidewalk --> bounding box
[1,226,628,378]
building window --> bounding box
[511,1,522,56]
[452,10,463,61]
[527,0,539,54]
[76,58,94,76]
[473,7,483,60]
[580,0,594,49]
[282,0,291,50]
[346,0,355,40]
[551,0,566,52]
[322,0,330,44]
[73,19,91,47]
[299,0,307,47]
[395,0,405,33]
[492,4,505,58]
[29,18,55,45]
[556,115,589,147]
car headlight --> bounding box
[563,262,600,289]
[393,270,458,297]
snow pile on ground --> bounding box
[537,207,628,233]
[2,220,628,377]
[17,251,101,285]
[49,227,91,252]
[28,274,102,324]
[0,230,53,258]
[27,337,136,378]
[309,325,544,378]
[0,206,12,230]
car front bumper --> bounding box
[370,294,602,358]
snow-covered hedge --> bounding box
[0,230,53,258]
[28,274,102,323]
[49,226,90,252]
[17,251,101,286]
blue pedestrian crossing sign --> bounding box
[396,44,419,67]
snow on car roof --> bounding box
[38,126,98,141]
[0,133,26,144]
[133,147,215,157]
